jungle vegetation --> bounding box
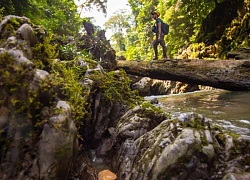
[105,0,247,60]
[0,0,248,60]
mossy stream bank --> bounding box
[0,15,250,180]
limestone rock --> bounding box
[33,101,78,180]
[112,111,250,180]
[131,77,153,96]
[16,23,39,47]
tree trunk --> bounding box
[116,59,250,91]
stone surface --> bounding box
[33,101,78,180]
[111,111,250,180]
[131,77,153,96]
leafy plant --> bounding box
[58,44,78,60]
[49,60,88,126]
[32,34,59,60]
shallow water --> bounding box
[147,90,250,136]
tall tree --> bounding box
[125,0,221,59]
[104,10,131,56]
[75,0,107,14]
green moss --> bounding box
[0,51,48,137]
[54,143,71,160]
[89,69,143,107]
[83,58,98,69]
[141,101,164,115]
[0,7,4,21]
[228,132,240,139]
[179,114,206,130]
[32,34,59,61]
[3,23,16,37]
[213,124,221,131]
[9,17,21,28]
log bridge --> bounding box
[116,59,250,91]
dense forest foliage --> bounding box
[105,0,248,60]
[0,0,249,60]
[0,0,107,36]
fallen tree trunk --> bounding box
[116,59,250,91]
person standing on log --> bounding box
[151,11,167,60]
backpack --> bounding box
[162,22,169,35]
[152,25,157,33]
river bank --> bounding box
[146,89,250,136]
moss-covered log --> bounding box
[117,59,250,91]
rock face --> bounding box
[1,15,250,180]
[131,77,200,96]
[110,111,250,180]
[132,77,153,96]
[33,101,78,179]
[0,15,45,59]
[83,20,95,36]
[0,15,78,179]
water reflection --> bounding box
[148,90,250,136]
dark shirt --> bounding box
[155,18,163,35]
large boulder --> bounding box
[0,15,45,59]
[32,101,78,179]
[131,77,200,96]
[110,110,250,180]
[131,77,153,96]
[0,15,78,180]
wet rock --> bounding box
[116,103,167,140]
[79,84,128,151]
[112,111,250,180]
[114,116,212,180]
[132,77,153,96]
[202,144,215,162]
[225,134,234,160]
[150,98,158,104]
[97,128,117,156]
[98,170,117,180]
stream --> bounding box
[146,89,250,136]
